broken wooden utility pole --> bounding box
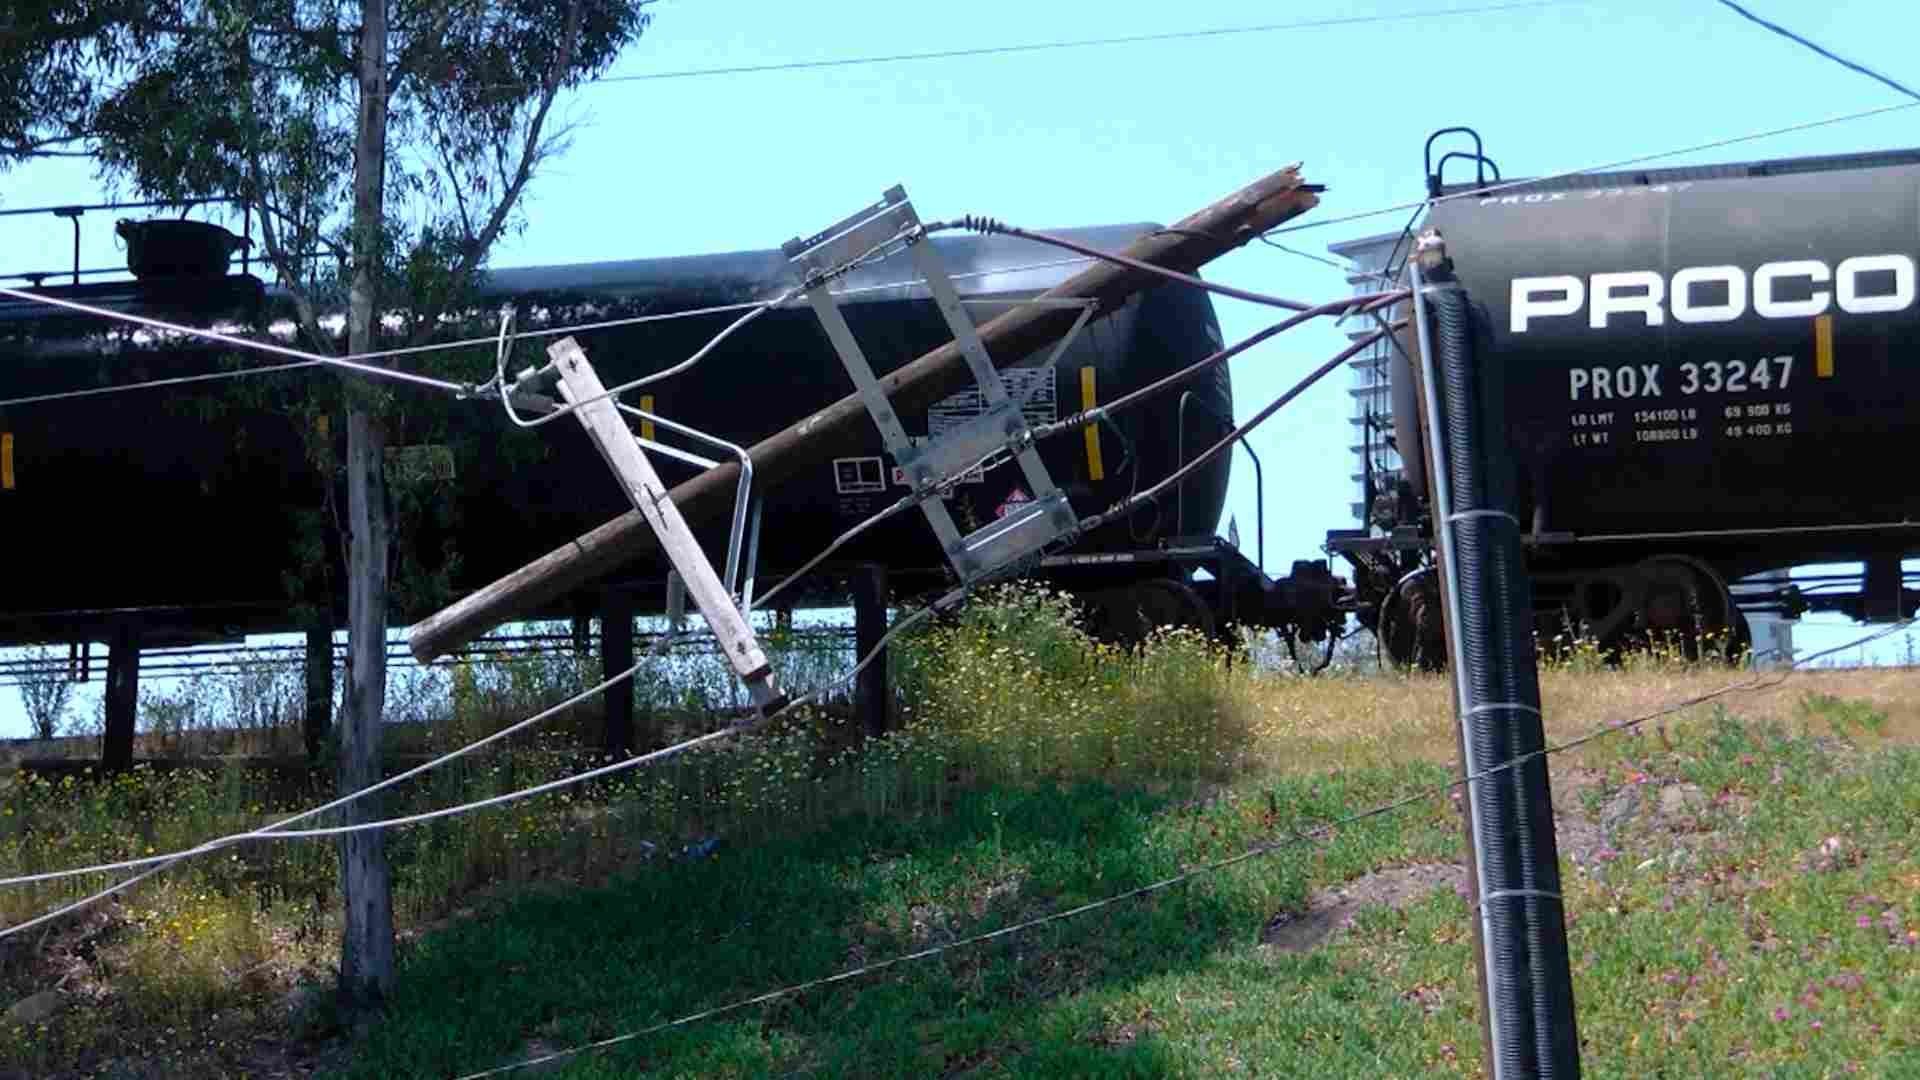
[407,165,1321,662]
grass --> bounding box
[329,697,1920,1079]
[2,585,1918,1076]
[328,767,1464,1079]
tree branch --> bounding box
[247,143,337,358]
[460,0,580,267]
[0,146,96,159]
[387,0,461,96]
[402,0,583,345]
[219,28,337,358]
[432,136,476,243]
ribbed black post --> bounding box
[1422,240,1581,1079]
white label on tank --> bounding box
[1513,254,1918,332]
[927,368,1056,436]
[832,456,887,495]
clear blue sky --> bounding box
[5,0,1920,736]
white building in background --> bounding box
[1325,230,1409,527]
[1325,230,1794,666]
[1733,570,1796,667]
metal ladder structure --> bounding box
[783,185,1080,586]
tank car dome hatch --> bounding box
[116,217,251,281]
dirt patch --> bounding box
[1259,767,1631,955]
[1549,765,1611,870]
[1261,863,1466,953]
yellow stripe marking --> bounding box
[639,395,656,441]
[1815,314,1834,378]
[1079,367,1104,482]
[1,433,11,490]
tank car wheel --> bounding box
[1078,578,1216,651]
[1377,568,1446,672]
[1134,578,1217,642]
[1632,555,1742,664]
[1077,587,1144,650]
[1565,568,1639,657]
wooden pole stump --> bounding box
[101,623,140,770]
[601,588,635,755]
[852,565,890,737]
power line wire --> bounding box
[33,2,1588,111]
[1713,0,1920,103]
[1263,97,1920,238]
[455,617,1915,1079]
[507,2,1596,88]
[0,301,1376,922]
[0,284,475,398]
[0,358,327,408]
[951,218,1313,312]
[0,604,932,935]
[1257,238,1371,276]
[0,256,1100,409]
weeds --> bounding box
[1,586,1916,1077]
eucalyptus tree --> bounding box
[6,0,656,1008]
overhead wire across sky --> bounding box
[257,0,1612,102]
[1713,0,1920,103]
[579,0,1596,85]
[1262,97,1920,241]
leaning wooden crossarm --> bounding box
[406,163,1321,662]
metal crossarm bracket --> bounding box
[512,370,759,612]
[546,337,784,711]
[783,185,1079,584]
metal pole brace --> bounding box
[782,185,1079,585]
[546,337,785,713]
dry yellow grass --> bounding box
[1229,664,1920,778]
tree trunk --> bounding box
[337,0,395,1010]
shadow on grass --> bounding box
[326,778,1363,1079]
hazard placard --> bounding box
[994,487,1032,519]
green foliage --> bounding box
[0,0,146,171]
[1797,691,1890,740]
[4,0,658,625]
[895,582,1249,785]
[326,705,1920,1079]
